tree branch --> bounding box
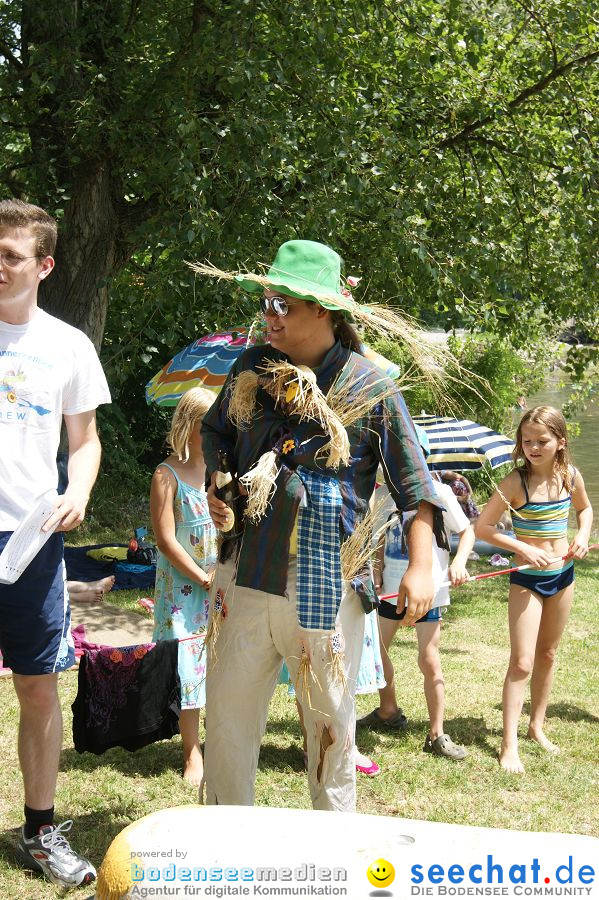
[512,0,558,70]
[0,40,24,73]
[470,135,563,172]
[435,49,599,150]
[486,145,533,274]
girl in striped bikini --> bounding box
[476,406,593,774]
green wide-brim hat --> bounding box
[187,247,454,388]
[234,240,353,312]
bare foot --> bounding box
[527,726,560,753]
[90,575,115,594]
[69,588,104,603]
[68,576,115,603]
[183,748,204,787]
[499,745,525,774]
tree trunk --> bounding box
[39,165,123,350]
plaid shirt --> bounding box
[295,466,343,630]
[201,340,440,598]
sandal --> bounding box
[357,707,408,732]
[423,733,468,760]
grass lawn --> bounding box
[0,529,597,898]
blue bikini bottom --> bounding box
[509,561,574,598]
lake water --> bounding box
[525,372,598,533]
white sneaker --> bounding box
[17,820,96,888]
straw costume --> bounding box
[196,240,442,811]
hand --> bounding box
[396,565,434,627]
[201,570,215,591]
[518,544,554,568]
[449,562,470,586]
[566,535,589,560]
[207,474,232,530]
[42,492,88,533]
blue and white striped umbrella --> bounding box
[412,414,515,471]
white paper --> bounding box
[0,490,59,584]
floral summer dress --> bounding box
[152,463,218,710]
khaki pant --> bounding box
[204,559,365,811]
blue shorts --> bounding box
[0,532,75,675]
[509,562,574,598]
[378,600,443,623]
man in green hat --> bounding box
[199,239,442,811]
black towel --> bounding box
[72,640,181,754]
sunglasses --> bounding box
[259,295,302,317]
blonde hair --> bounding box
[168,387,215,461]
[513,405,573,492]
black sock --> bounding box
[24,805,54,839]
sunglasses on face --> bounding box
[259,295,301,317]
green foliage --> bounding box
[95,402,160,488]
[370,332,550,432]
[1,0,597,471]
[446,333,550,432]
[2,0,597,327]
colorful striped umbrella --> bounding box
[412,414,515,471]
[145,326,266,407]
[146,329,400,407]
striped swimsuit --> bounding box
[510,469,574,597]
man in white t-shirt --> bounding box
[0,199,110,888]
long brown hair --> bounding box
[513,405,573,492]
[331,310,363,353]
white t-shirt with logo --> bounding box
[0,309,111,531]
[378,480,470,608]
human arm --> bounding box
[372,532,385,592]
[200,362,243,529]
[449,524,475,585]
[150,466,213,588]
[475,473,553,567]
[43,411,101,533]
[370,393,441,623]
[567,470,593,559]
[396,500,435,626]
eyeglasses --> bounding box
[0,250,39,268]
[259,295,302,317]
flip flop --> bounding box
[356,759,381,776]
[356,708,408,731]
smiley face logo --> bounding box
[367,858,395,888]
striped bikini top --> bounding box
[511,469,574,540]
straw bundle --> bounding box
[259,360,350,468]
[340,496,393,583]
[328,631,348,693]
[239,449,280,523]
[228,370,260,429]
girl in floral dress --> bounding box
[150,388,217,786]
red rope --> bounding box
[378,543,599,604]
